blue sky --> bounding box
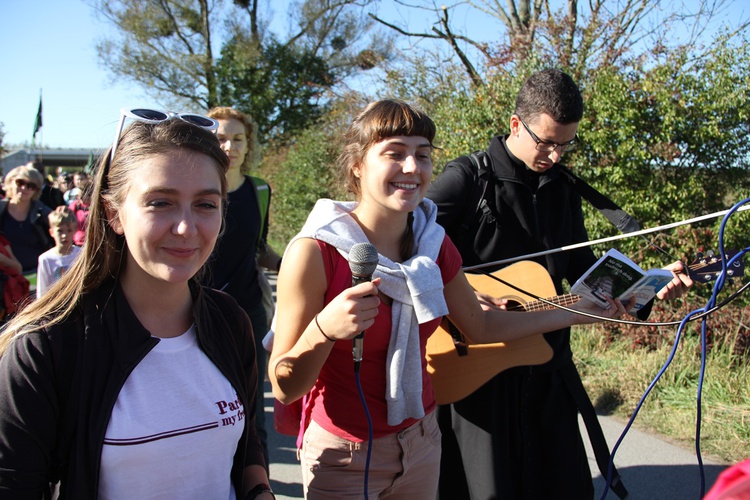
[1,0,145,150]
[1,0,386,151]
[0,0,744,152]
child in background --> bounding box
[36,207,81,298]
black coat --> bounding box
[0,199,54,272]
[0,282,265,499]
[426,135,605,499]
[427,135,597,366]
[40,184,66,209]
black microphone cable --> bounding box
[348,242,379,500]
[354,367,373,500]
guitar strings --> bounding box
[473,267,750,327]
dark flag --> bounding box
[33,96,42,137]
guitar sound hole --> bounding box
[505,299,525,312]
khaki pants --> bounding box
[300,410,441,499]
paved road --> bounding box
[261,380,727,500]
[261,272,728,499]
[586,414,727,499]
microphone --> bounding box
[349,242,379,365]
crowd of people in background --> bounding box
[0,160,93,322]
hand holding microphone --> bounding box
[348,243,379,364]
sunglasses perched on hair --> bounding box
[14,178,39,191]
[110,108,219,161]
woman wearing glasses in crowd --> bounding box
[0,113,274,500]
[204,106,283,469]
[269,99,629,499]
[0,164,54,274]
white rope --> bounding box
[462,204,750,272]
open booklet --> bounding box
[571,248,674,312]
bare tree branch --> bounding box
[434,7,484,86]
[369,11,492,57]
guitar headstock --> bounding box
[688,250,745,283]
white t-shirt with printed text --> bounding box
[98,325,243,500]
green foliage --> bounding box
[379,52,545,170]
[389,35,750,273]
[576,33,750,268]
[575,298,750,463]
[429,60,547,171]
[93,0,217,108]
[91,0,391,142]
[266,112,349,245]
[217,36,334,144]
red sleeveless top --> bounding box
[304,237,462,441]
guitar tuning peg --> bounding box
[707,249,715,257]
[696,251,704,260]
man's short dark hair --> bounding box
[514,68,584,124]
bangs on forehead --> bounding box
[370,105,436,144]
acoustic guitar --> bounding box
[426,252,744,404]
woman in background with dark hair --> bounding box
[0,111,274,500]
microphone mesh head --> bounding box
[349,242,379,277]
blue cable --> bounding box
[599,198,750,499]
[354,363,373,500]
[691,201,750,495]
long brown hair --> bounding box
[338,99,436,260]
[0,119,229,353]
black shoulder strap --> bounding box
[556,164,641,234]
[459,151,495,234]
[247,176,271,252]
[457,155,641,236]
[560,362,629,499]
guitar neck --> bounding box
[515,293,580,312]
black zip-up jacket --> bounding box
[428,135,640,499]
[426,135,597,367]
[0,280,264,499]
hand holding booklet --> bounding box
[571,248,674,312]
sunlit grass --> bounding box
[573,322,750,464]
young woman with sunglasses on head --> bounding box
[269,99,629,499]
[0,164,54,274]
[0,113,274,500]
